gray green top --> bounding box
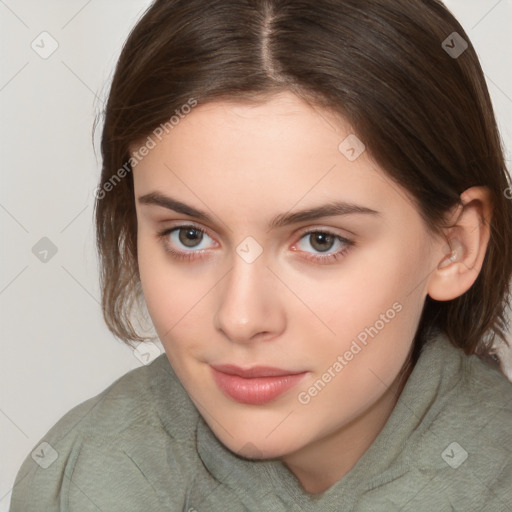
[10,332,512,511]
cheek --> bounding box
[137,234,185,329]
[288,238,430,398]
[137,234,167,320]
[292,239,427,343]
[137,233,217,348]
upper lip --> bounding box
[211,364,305,378]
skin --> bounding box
[132,91,491,494]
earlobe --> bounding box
[427,186,492,302]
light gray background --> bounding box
[1,0,511,508]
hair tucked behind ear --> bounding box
[95,0,512,369]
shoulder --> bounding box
[10,354,200,511]
[419,335,512,431]
[456,345,512,441]
[460,350,512,498]
[27,352,198,439]
[414,339,512,508]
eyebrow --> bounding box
[138,192,380,229]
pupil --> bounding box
[311,233,334,252]
[179,228,203,248]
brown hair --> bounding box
[95,0,512,368]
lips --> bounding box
[210,364,307,405]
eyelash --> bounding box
[156,225,355,264]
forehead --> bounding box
[130,92,410,221]
[133,93,348,158]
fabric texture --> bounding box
[10,332,512,511]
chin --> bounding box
[216,428,304,461]
[234,442,273,460]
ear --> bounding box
[427,186,492,302]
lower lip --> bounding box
[211,368,307,405]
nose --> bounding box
[213,252,286,344]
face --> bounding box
[132,92,443,467]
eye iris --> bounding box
[310,232,334,252]
[179,228,203,248]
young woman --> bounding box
[11,0,512,510]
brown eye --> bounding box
[293,230,354,264]
[158,225,214,255]
[309,232,335,252]
[178,227,204,248]
[158,224,217,261]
